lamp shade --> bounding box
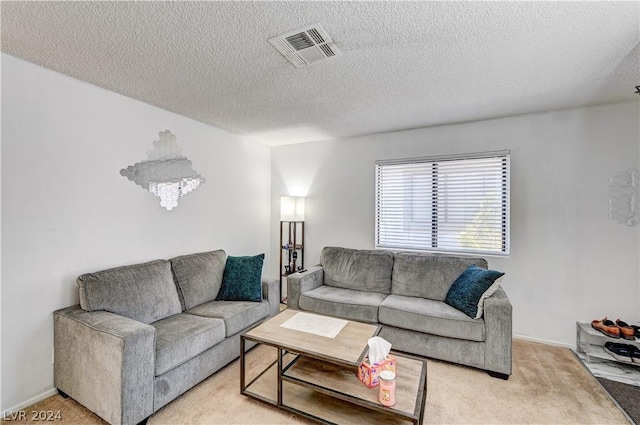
[281,196,305,221]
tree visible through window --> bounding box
[375,152,510,256]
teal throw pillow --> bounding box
[217,254,264,302]
[445,265,504,319]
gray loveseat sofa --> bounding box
[54,250,278,425]
[288,247,512,378]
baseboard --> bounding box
[1,388,58,417]
[513,334,574,350]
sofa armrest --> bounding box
[286,266,324,310]
[483,286,512,376]
[262,278,280,317]
[54,306,156,425]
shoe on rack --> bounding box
[603,342,633,363]
[629,324,640,339]
[592,318,620,338]
[615,319,636,340]
[631,345,640,364]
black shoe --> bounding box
[604,342,634,363]
[631,345,640,364]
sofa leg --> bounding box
[57,389,70,399]
[488,371,509,380]
[137,417,149,425]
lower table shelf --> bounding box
[241,343,427,425]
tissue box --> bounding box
[357,355,396,388]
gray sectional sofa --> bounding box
[288,246,512,378]
[54,250,278,425]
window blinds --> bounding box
[375,151,510,256]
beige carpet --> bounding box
[3,340,629,424]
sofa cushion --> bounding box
[299,285,387,323]
[152,313,225,376]
[170,250,226,310]
[217,254,264,301]
[320,247,394,294]
[186,300,269,337]
[445,265,505,319]
[378,294,486,342]
[77,260,182,324]
[391,252,488,301]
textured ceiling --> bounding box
[2,1,639,146]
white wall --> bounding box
[271,101,640,347]
[1,54,271,411]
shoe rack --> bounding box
[576,322,640,365]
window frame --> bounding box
[375,151,510,257]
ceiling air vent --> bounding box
[268,23,341,68]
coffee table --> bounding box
[241,309,427,424]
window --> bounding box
[375,151,510,256]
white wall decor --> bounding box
[609,168,639,226]
[120,130,205,210]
